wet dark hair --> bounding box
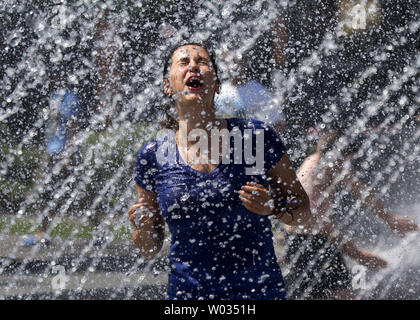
[160,41,220,129]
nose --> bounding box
[188,60,200,73]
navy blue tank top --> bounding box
[134,118,287,299]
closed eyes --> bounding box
[176,57,209,66]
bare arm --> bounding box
[310,213,387,271]
[342,171,419,237]
[271,13,288,68]
[127,184,165,259]
[290,160,387,270]
[94,9,122,127]
[268,152,312,225]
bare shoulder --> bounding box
[297,153,320,181]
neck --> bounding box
[177,101,215,128]
[175,101,225,148]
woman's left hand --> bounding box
[239,182,274,216]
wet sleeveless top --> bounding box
[134,118,287,300]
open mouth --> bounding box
[186,77,203,89]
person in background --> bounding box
[23,73,83,247]
[215,53,286,134]
[280,130,419,299]
[92,8,123,130]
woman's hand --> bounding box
[341,241,387,271]
[385,213,419,238]
[267,152,312,225]
[128,203,143,230]
[127,198,157,230]
[238,182,273,216]
[355,250,388,272]
[128,185,165,259]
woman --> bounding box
[128,42,311,300]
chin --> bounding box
[182,93,205,103]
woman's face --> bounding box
[164,44,219,106]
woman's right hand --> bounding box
[128,202,143,230]
[127,198,157,230]
[127,201,164,259]
[128,186,165,259]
